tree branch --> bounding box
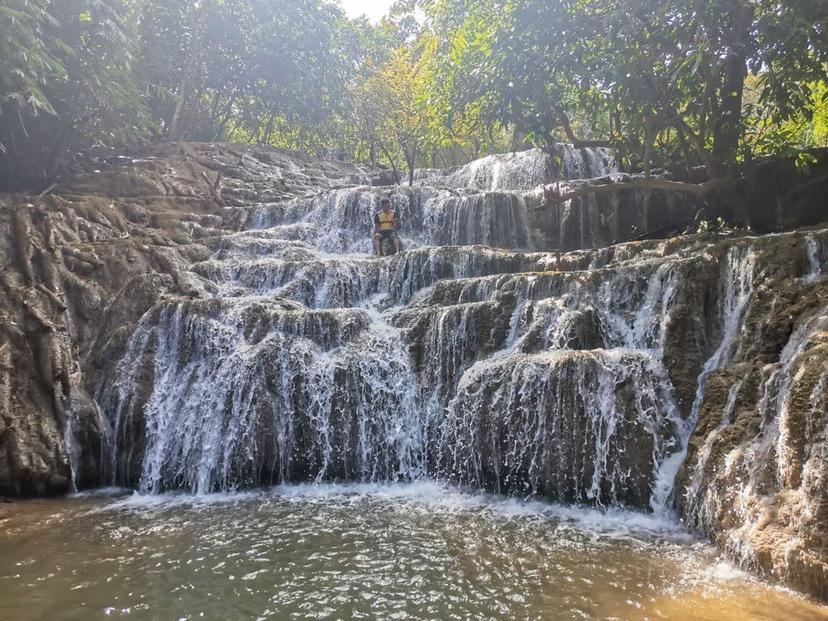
[377,142,402,185]
[552,105,612,148]
[544,177,718,204]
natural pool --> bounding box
[0,483,825,620]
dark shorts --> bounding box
[376,230,397,239]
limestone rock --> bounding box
[0,142,826,603]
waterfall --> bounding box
[689,246,756,418]
[762,311,828,487]
[63,395,81,493]
[806,235,824,281]
[672,246,756,513]
[682,377,745,526]
[681,307,828,541]
[414,145,617,191]
[99,147,827,516]
[437,350,679,507]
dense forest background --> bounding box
[1,0,826,190]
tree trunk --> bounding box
[511,126,524,151]
[554,106,612,148]
[378,143,402,185]
[406,145,417,186]
[212,91,239,141]
[711,1,753,176]
[167,4,207,142]
[168,82,187,142]
[544,176,726,204]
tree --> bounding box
[0,0,149,189]
[355,47,433,184]
[0,0,63,130]
[1,0,825,192]
[0,0,364,188]
[426,0,828,186]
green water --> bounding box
[0,483,825,620]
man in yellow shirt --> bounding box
[373,198,401,255]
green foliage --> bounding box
[0,0,360,188]
[0,0,150,186]
[747,78,828,160]
[353,46,433,183]
[0,0,63,121]
[0,0,825,189]
[425,0,828,179]
[131,0,352,143]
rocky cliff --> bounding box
[0,142,825,600]
[0,143,373,494]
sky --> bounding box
[339,0,396,22]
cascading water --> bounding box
[99,147,828,523]
[672,245,756,515]
[413,145,615,191]
[807,234,825,282]
[675,231,828,542]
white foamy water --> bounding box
[806,235,825,281]
[414,145,616,191]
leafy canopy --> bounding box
[0,0,825,189]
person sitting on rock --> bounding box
[373,198,401,255]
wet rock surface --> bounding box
[0,143,374,496]
[0,142,826,600]
[676,235,828,601]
